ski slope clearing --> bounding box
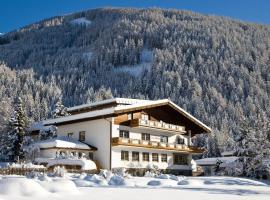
[0,175,269,200]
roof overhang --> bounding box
[114,99,211,133]
[41,99,211,134]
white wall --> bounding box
[57,118,111,169]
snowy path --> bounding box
[0,175,269,200]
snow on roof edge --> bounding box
[67,97,152,112]
[195,156,238,166]
[34,136,93,150]
[43,107,115,125]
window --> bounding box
[119,130,129,138]
[127,113,133,120]
[141,133,150,141]
[161,154,167,162]
[152,153,159,162]
[142,152,149,161]
[160,136,168,143]
[67,132,73,137]
[78,152,82,158]
[173,154,188,165]
[132,152,139,161]
[176,136,185,144]
[79,131,85,141]
[141,113,149,120]
[89,152,93,160]
[121,151,129,161]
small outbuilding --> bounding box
[34,136,97,170]
[195,156,238,176]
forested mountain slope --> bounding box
[0,8,269,152]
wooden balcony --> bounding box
[111,137,204,153]
[129,118,186,133]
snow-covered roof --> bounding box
[34,136,96,150]
[67,98,152,112]
[221,151,234,157]
[195,156,238,166]
[43,107,114,125]
[35,158,97,170]
[27,121,55,132]
[41,98,211,133]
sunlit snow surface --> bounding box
[70,17,92,26]
[114,49,153,77]
[0,174,269,200]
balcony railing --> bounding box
[130,118,186,133]
[111,137,204,153]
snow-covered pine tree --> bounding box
[39,125,57,140]
[52,100,70,118]
[0,113,18,161]
[234,111,270,178]
[0,97,29,161]
[13,97,29,161]
[203,130,221,158]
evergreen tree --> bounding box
[0,113,18,161]
[52,100,70,118]
[234,112,270,178]
[1,97,29,161]
[13,97,29,161]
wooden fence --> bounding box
[0,167,98,176]
[0,167,47,176]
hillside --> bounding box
[0,8,269,152]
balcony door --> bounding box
[141,133,150,141]
[176,136,185,145]
[119,130,129,138]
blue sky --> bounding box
[1,0,269,33]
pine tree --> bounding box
[1,97,29,161]
[13,97,29,161]
[234,112,270,178]
[52,100,70,118]
[203,131,221,158]
[0,114,18,161]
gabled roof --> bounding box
[41,98,211,133]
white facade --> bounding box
[111,123,194,171]
[57,118,111,169]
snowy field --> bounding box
[0,173,269,200]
